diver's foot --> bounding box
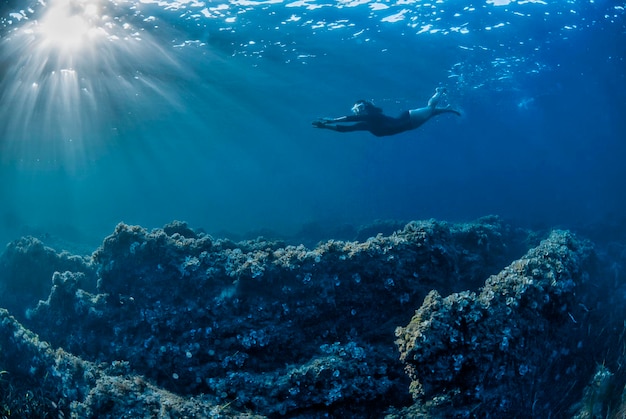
[443,105,461,116]
[428,88,445,108]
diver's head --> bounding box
[351,100,382,115]
[351,100,368,115]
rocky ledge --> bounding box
[0,216,624,418]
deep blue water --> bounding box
[0,0,625,247]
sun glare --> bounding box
[0,0,188,170]
[38,0,104,51]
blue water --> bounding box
[1,0,624,246]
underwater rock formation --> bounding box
[394,230,598,416]
[0,308,262,417]
[0,217,624,417]
[0,236,96,321]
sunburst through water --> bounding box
[0,0,187,169]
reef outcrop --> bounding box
[394,230,598,416]
[0,217,624,418]
[0,236,96,321]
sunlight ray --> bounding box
[0,0,187,170]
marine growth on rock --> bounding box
[0,217,624,418]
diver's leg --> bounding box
[408,108,431,128]
[408,88,455,129]
[427,87,446,109]
[432,106,461,117]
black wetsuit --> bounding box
[332,111,412,137]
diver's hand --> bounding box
[312,119,331,128]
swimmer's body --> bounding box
[312,87,460,137]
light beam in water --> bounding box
[0,0,187,170]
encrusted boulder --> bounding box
[1,217,623,417]
[0,308,263,418]
[21,217,523,417]
[394,230,597,417]
[0,236,95,320]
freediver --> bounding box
[312,87,460,137]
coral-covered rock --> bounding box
[0,308,263,418]
[394,230,597,416]
[21,217,522,416]
[0,308,93,416]
[0,217,623,417]
[0,236,96,320]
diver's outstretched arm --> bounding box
[314,115,365,124]
[312,120,369,133]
